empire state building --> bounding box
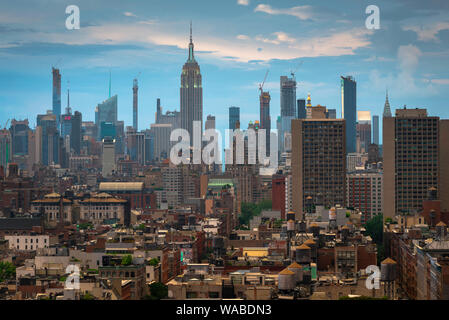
[180,23,203,145]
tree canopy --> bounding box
[239,200,272,226]
[121,255,133,266]
[0,261,16,283]
[144,282,168,300]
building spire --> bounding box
[383,88,392,118]
[190,20,192,43]
[66,80,71,114]
[188,21,195,62]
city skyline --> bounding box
[1,0,449,142]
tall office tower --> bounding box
[259,91,271,155]
[156,98,181,128]
[341,76,357,153]
[279,76,296,154]
[229,106,240,130]
[82,122,97,141]
[297,99,306,119]
[150,123,173,162]
[37,112,60,165]
[383,108,449,218]
[0,129,12,170]
[383,90,392,117]
[114,121,125,155]
[28,128,41,168]
[126,127,145,165]
[292,107,346,220]
[61,111,82,155]
[326,109,337,119]
[60,91,82,155]
[143,129,153,165]
[102,137,116,176]
[10,119,30,156]
[280,76,296,117]
[133,78,138,131]
[356,111,371,153]
[95,95,118,140]
[372,115,379,145]
[180,23,203,145]
[52,67,61,128]
[205,115,215,130]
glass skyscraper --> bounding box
[229,106,240,130]
[341,76,357,153]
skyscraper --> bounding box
[326,109,337,119]
[229,106,240,130]
[37,112,60,165]
[279,75,296,154]
[341,76,357,153]
[10,119,30,156]
[61,111,82,155]
[297,99,306,119]
[0,129,12,170]
[383,108,449,218]
[180,23,202,145]
[102,137,116,176]
[205,115,215,130]
[60,89,82,154]
[133,78,138,131]
[95,95,118,140]
[292,107,346,220]
[356,111,371,153]
[52,67,61,128]
[259,91,271,155]
[372,115,379,145]
[280,76,296,117]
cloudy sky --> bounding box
[1,0,449,141]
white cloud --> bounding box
[237,0,249,6]
[403,22,449,42]
[254,4,314,21]
[236,34,249,40]
[123,12,137,17]
[369,44,439,97]
[427,79,449,85]
[255,32,296,45]
[16,22,371,64]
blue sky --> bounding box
[1,0,449,142]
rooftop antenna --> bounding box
[66,80,71,114]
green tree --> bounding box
[144,282,168,300]
[0,261,16,282]
[121,255,133,266]
[239,200,272,226]
[81,292,95,300]
[364,214,384,264]
[148,258,159,266]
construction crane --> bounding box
[290,61,303,79]
[3,119,10,130]
[259,70,269,94]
